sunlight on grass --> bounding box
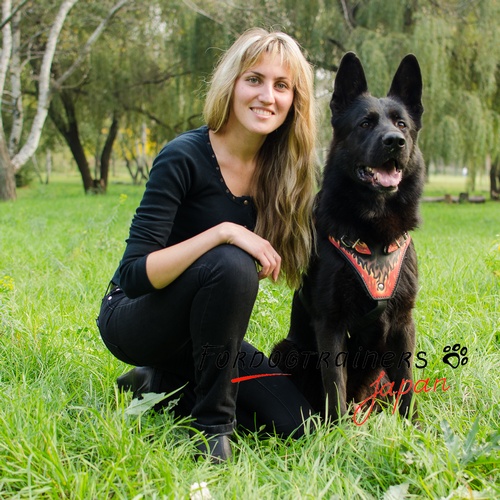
[0,179,498,498]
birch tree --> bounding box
[0,0,128,201]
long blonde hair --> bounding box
[204,28,318,289]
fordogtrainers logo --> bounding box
[200,342,470,425]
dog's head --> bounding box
[329,52,424,195]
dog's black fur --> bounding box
[272,53,425,422]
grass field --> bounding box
[0,178,498,499]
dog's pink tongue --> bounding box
[375,167,402,187]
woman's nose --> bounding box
[259,83,275,104]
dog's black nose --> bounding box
[383,132,405,149]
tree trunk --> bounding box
[491,160,499,200]
[0,139,16,200]
[0,0,14,200]
[67,130,94,193]
[12,0,79,172]
[99,113,120,192]
[49,91,121,194]
[8,9,23,156]
[48,91,94,192]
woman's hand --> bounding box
[219,222,281,282]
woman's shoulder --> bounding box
[159,126,209,158]
[150,126,213,184]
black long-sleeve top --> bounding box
[111,126,257,298]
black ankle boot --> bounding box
[117,366,156,399]
[193,433,233,463]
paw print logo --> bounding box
[442,344,469,369]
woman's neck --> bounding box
[209,128,261,197]
[210,127,264,164]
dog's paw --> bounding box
[442,344,468,369]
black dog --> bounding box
[272,53,425,423]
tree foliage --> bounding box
[0,0,128,200]
[165,0,499,193]
[1,0,499,198]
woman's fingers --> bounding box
[256,247,281,281]
[221,222,281,282]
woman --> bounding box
[97,28,317,462]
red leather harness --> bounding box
[329,233,411,301]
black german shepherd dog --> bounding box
[272,53,425,423]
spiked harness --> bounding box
[324,232,411,333]
[296,232,412,334]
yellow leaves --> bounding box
[118,126,158,163]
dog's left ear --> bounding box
[387,55,424,130]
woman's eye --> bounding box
[247,76,260,84]
[276,82,288,90]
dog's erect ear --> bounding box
[330,52,368,118]
[388,54,424,130]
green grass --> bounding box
[0,178,499,499]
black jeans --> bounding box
[98,245,313,437]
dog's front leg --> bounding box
[314,318,348,423]
[386,320,417,420]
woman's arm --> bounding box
[118,129,281,297]
[146,221,281,289]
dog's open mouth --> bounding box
[357,161,402,190]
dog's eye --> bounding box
[396,120,406,129]
[360,120,370,129]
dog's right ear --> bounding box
[330,52,368,118]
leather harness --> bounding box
[296,232,411,336]
[328,232,411,333]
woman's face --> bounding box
[228,53,294,139]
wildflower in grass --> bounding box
[189,482,212,500]
[119,193,128,205]
[440,485,496,499]
[0,275,14,293]
[383,483,410,500]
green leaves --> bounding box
[124,392,170,416]
[124,385,186,417]
[441,418,500,469]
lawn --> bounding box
[0,178,498,499]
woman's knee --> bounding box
[197,245,259,297]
